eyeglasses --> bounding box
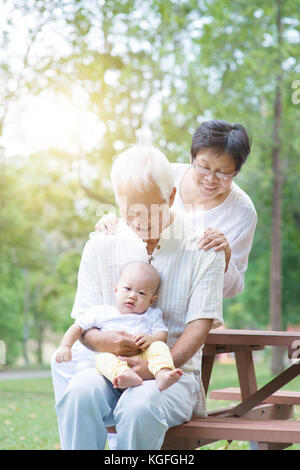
[193,162,237,182]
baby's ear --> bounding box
[113,282,118,293]
[149,295,158,306]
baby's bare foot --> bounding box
[113,370,143,389]
[155,368,183,391]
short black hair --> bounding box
[190,120,251,172]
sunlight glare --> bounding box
[19,92,105,155]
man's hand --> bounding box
[81,328,141,356]
[108,331,141,356]
[118,355,154,380]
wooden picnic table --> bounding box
[162,328,300,450]
[202,328,300,400]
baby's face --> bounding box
[115,271,158,314]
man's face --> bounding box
[117,183,174,240]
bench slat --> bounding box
[166,417,300,444]
[209,387,300,405]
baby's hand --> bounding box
[56,346,72,363]
[134,333,152,349]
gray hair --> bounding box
[110,144,174,202]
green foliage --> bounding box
[0,0,299,363]
[152,0,300,329]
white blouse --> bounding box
[172,163,257,298]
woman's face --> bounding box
[192,151,237,201]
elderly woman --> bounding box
[52,145,225,450]
[97,120,257,298]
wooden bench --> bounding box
[108,329,300,450]
[162,329,300,450]
[210,387,300,405]
[109,404,300,450]
[164,416,300,449]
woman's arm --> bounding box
[223,215,257,298]
[198,213,257,298]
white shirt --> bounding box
[71,212,225,379]
[75,305,168,336]
[172,163,257,298]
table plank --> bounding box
[206,329,300,347]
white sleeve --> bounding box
[223,212,257,298]
[74,306,105,331]
[71,238,103,319]
[149,308,168,334]
[186,249,225,329]
[171,162,188,185]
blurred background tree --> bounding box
[0,0,299,372]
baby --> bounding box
[56,262,183,391]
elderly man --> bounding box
[52,145,225,450]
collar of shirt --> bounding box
[117,211,187,263]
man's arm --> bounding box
[171,249,224,367]
[123,321,212,379]
[170,319,213,368]
[81,328,140,356]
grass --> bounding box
[0,356,299,450]
[0,376,60,450]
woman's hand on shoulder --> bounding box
[198,227,231,272]
[94,213,119,234]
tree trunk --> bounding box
[36,329,44,365]
[270,0,284,375]
[22,268,30,366]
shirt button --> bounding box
[156,245,160,249]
